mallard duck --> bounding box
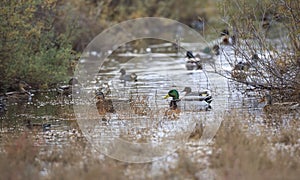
[259,94,299,114]
[164,89,181,118]
[5,80,32,102]
[220,29,235,45]
[95,91,115,115]
[182,87,213,104]
[181,87,212,110]
[185,51,203,70]
[119,68,137,81]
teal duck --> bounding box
[119,69,137,81]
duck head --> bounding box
[95,91,105,100]
[119,68,126,75]
[182,87,192,94]
[164,89,180,100]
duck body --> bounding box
[5,80,33,102]
[119,69,137,82]
[57,78,80,98]
[185,51,203,70]
[95,91,115,116]
[181,87,212,111]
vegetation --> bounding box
[0,0,299,178]
[217,0,300,101]
[0,0,77,90]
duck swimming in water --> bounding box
[181,87,212,111]
[57,78,79,97]
[164,89,181,118]
[119,68,137,82]
[220,29,235,45]
[5,80,32,102]
[95,91,115,116]
[185,51,203,70]
[181,87,213,104]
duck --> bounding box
[57,77,80,98]
[95,91,115,116]
[164,89,181,118]
[119,68,137,81]
[182,87,213,104]
[181,87,212,111]
[185,51,203,70]
[259,94,299,114]
[5,80,33,102]
[220,29,235,45]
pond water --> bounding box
[0,41,283,177]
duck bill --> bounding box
[163,94,170,99]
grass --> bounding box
[0,110,299,179]
[210,112,300,180]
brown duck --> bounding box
[5,80,32,102]
[95,91,115,115]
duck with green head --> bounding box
[164,89,181,118]
[164,89,181,110]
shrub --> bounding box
[217,0,300,101]
[0,0,76,91]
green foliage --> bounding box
[0,0,75,91]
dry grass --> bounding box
[210,112,300,180]
[0,111,299,179]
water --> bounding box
[0,41,279,177]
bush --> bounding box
[217,0,300,101]
[0,0,76,91]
